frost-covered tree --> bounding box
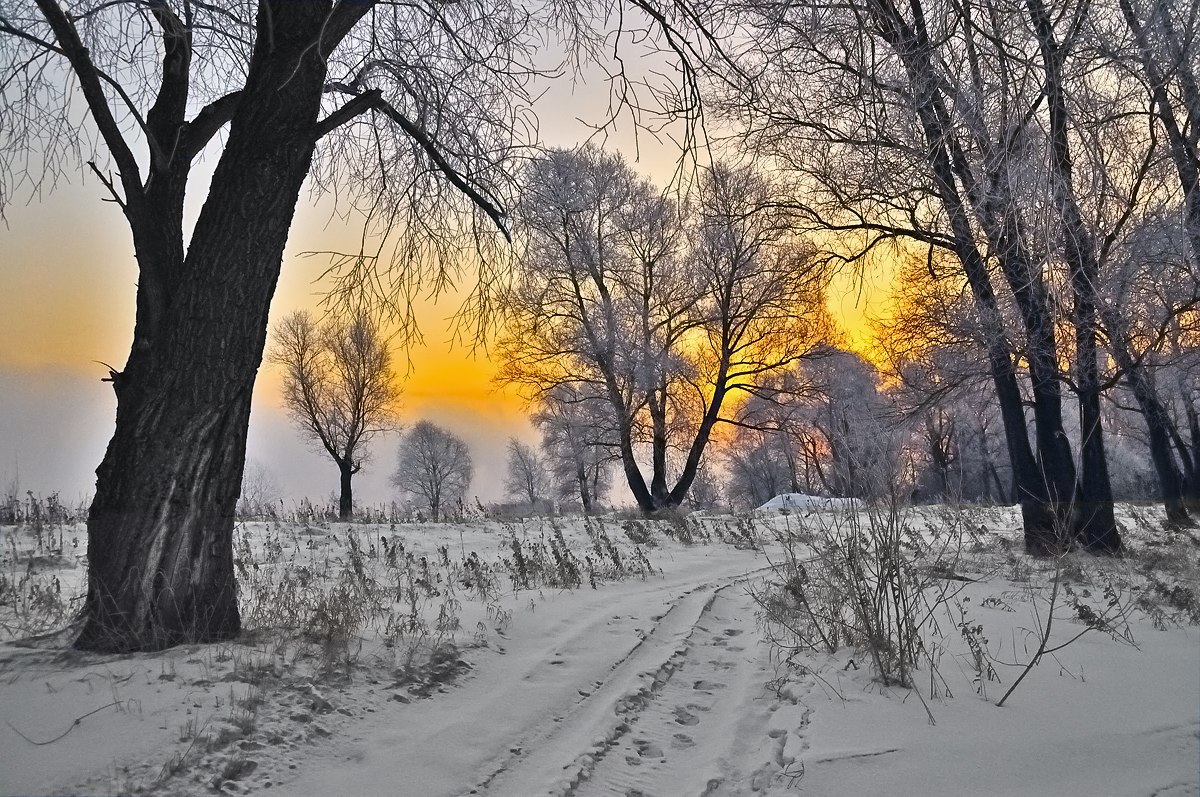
[499,147,830,512]
[0,0,716,650]
[503,438,550,508]
[724,427,796,509]
[237,461,280,519]
[393,421,473,521]
[531,385,614,513]
[708,0,1190,553]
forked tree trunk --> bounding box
[76,2,342,651]
[1026,0,1120,553]
[871,3,1066,555]
[973,161,1078,528]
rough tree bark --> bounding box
[338,460,358,521]
[74,0,370,651]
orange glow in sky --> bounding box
[0,165,887,506]
[0,66,890,507]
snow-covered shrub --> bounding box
[754,500,964,688]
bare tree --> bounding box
[685,461,723,510]
[1100,215,1200,520]
[237,460,280,519]
[393,421,473,521]
[499,147,830,512]
[1117,0,1200,263]
[0,0,523,650]
[0,0,717,650]
[724,426,796,508]
[503,437,550,508]
[269,310,400,520]
[530,384,614,513]
[704,0,1196,553]
[794,350,901,500]
[877,255,1014,503]
[710,0,1070,552]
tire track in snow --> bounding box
[570,586,811,797]
[471,577,736,795]
[477,570,813,797]
[271,555,779,797]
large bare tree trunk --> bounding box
[1026,0,1120,553]
[868,1,1063,554]
[76,2,342,651]
[969,156,1079,522]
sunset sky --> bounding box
[0,68,885,510]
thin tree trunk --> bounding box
[1184,399,1200,505]
[782,437,802,494]
[925,412,953,499]
[649,389,671,506]
[338,461,354,521]
[1106,316,1190,523]
[578,462,592,513]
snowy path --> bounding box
[3,513,1198,797]
[273,548,809,797]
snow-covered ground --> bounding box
[757,494,856,511]
[1,506,1197,796]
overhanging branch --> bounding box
[32,0,145,198]
[317,86,511,241]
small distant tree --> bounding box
[531,384,615,513]
[504,438,550,507]
[237,460,280,519]
[725,427,797,508]
[393,421,473,521]
[797,350,899,500]
[686,461,724,511]
[270,310,400,520]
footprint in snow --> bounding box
[672,733,695,749]
[693,679,726,692]
[723,628,743,637]
[673,706,701,726]
[634,739,665,759]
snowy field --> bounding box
[0,505,1197,796]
